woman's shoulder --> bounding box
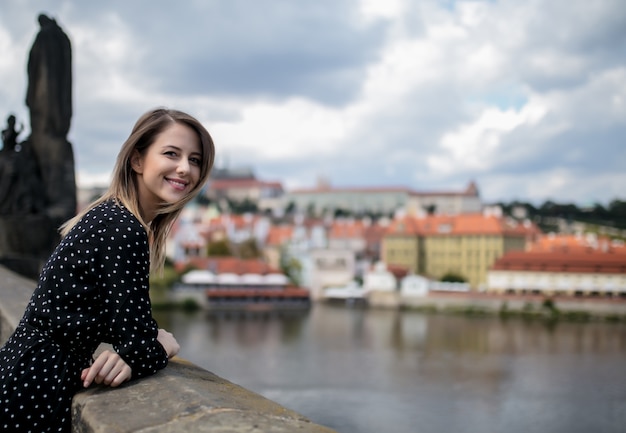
[73,199,145,237]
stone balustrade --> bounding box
[0,266,337,433]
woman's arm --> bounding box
[96,214,169,379]
[81,328,179,388]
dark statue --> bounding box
[27,14,72,139]
[1,114,23,152]
[0,14,77,278]
[0,115,44,215]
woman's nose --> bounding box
[177,159,190,175]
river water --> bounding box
[154,304,626,433]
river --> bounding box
[154,303,626,433]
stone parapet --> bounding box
[0,266,337,433]
[73,358,336,433]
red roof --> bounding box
[209,179,283,190]
[177,257,281,274]
[385,264,410,279]
[202,214,260,231]
[491,250,626,274]
[207,288,309,298]
[265,225,294,246]
[529,234,626,254]
[385,214,540,237]
[328,220,366,239]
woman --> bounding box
[0,107,215,432]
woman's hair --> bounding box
[61,107,215,273]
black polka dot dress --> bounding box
[0,200,169,432]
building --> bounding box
[206,178,284,211]
[528,233,625,254]
[202,165,284,213]
[487,250,626,296]
[283,181,482,216]
[308,248,356,300]
[406,181,482,215]
[382,211,540,289]
[175,256,281,275]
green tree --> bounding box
[284,201,296,215]
[207,239,231,256]
[238,238,261,259]
[440,272,467,283]
[280,247,302,286]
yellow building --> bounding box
[382,213,539,289]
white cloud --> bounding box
[429,102,548,174]
[359,0,406,22]
[211,97,352,160]
[0,0,623,205]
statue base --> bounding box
[0,214,59,279]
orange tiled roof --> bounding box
[363,224,387,242]
[385,215,423,235]
[204,214,260,230]
[491,250,626,274]
[385,264,410,279]
[385,213,540,237]
[209,179,283,190]
[528,234,626,254]
[178,257,281,274]
[265,225,294,246]
[328,220,366,239]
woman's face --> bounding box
[131,122,202,221]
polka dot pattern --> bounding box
[0,200,168,432]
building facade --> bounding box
[382,212,539,289]
[284,181,482,216]
[487,250,626,296]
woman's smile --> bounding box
[165,177,189,191]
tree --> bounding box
[279,247,302,286]
[284,201,296,215]
[238,238,261,259]
[440,272,467,283]
[207,239,231,256]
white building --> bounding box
[487,250,626,296]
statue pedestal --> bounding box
[26,135,77,221]
[0,214,58,279]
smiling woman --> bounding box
[0,108,215,433]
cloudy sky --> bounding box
[0,0,624,206]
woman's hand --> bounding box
[81,350,132,388]
[157,328,180,359]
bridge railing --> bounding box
[0,266,336,433]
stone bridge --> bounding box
[0,266,337,433]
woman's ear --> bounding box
[130,149,143,174]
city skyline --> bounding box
[0,0,624,206]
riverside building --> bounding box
[382,210,541,289]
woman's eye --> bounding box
[190,157,201,166]
[164,151,177,157]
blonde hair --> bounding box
[61,107,215,273]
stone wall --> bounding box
[0,266,337,433]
